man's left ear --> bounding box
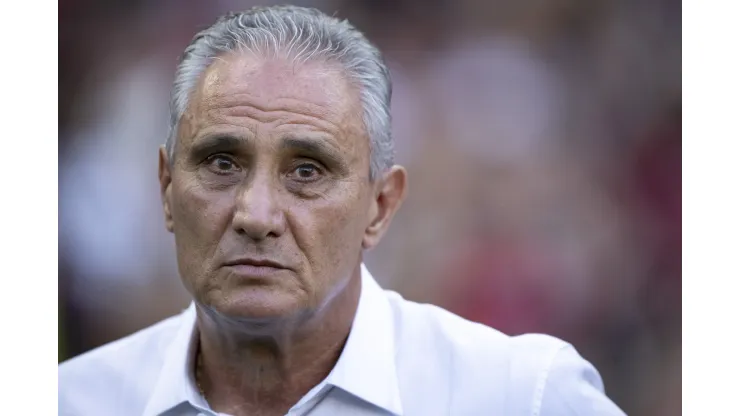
[362,165,408,249]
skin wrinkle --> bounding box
[158,50,407,416]
[170,46,369,166]
[209,105,343,139]
[182,57,356,162]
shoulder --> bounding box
[385,289,552,371]
[58,310,187,416]
[385,291,625,415]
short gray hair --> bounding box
[166,5,394,179]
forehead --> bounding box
[182,52,365,140]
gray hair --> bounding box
[166,5,394,179]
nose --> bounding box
[231,173,286,241]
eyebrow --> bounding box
[280,136,344,165]
[187,134,349,171]
[188,135,249,162]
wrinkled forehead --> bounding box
[179,52,367,143]
[209,53,354,105]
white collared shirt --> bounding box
[59,265,626,415]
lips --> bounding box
[222,258,287,269]
[221,258,290,278]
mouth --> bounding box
[221,258,290,278]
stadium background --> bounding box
[59,1,681,414]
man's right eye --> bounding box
[205,155,241,175]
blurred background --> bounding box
[58,0,681,414]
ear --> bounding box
[362,165,408,250]
[158,146,174,233]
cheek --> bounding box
[171,179,233,277]
[290,188,367,284]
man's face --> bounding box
[159,53,384,320]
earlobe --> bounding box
[158,147,175,233]
[362,166,408,250]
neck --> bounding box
[194,266,362,416]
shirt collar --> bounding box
[142,264,403,416]
[142,302,206,416]
[324,264,403,414]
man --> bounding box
[59,6,626,416]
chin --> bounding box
[208,287,307,323]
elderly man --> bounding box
[59,6,625,416]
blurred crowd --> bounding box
[59,1,681,415]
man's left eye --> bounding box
[291,164,322,181]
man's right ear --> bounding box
[158,146,174,233]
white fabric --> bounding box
[59,265,625,415]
